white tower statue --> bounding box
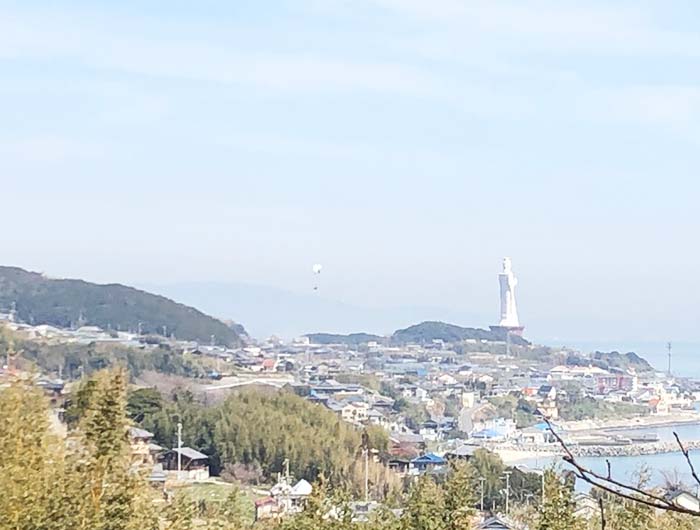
[498,257,520,327]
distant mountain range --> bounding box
[0,266,241,346]
[307,321,530,346]
[142,281,491,340]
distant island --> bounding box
[0,266,241,346]
[305,332,384,345]
[306,320,530,346]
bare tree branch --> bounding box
[674,432,700,488]
[542,417,700,517]
[598,497,606,530]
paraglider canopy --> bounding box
[312,264,322,291]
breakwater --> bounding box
[570,439,700,458]
[493,438,700,462]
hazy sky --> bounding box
[3,1,700,342]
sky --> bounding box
[3,0,700,344]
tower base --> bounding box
[489,325,525,337]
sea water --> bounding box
[520,340,700,487]
[520,424,700,492]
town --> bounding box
[2,260,699,528]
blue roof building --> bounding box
[410,453,447,472]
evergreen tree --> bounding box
[654,511,698,530]
[469,448,506,510]
[61,369,157,530]
[0,378,61,530]
[206,487,246,530]
[536,470,584,530]
[404,475,447,530]
[443,460,478,530]
[165,495,196,530]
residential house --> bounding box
[387,457,411,475]
[518,426,550,445]
[389,433,426,457]
[163,447,210,481]
[445,443,481,460]
[341,401,370,423]
[471,418,517,441]
[537,399,559,420]
[537,385,557,402]
[398,384,429,401]
[419,417,455,441]
[478,515,518,529]
[410,453,446,473]
[574,494,600,520]
[366,408,390,428]
[254,497,281,521]
[437,374,458,386]
[323,399,345,416]
[666,490,700,512]
[256,478,313,520]
[129,426,163,467]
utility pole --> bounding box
[364,448,369,501]
[360,430,370,502]
[506,330,511,357]
[667,342,672,376]
[541,470,546,504]
[177,422,183,481]
[283,458,291,514]
[480,477,486,511]
[504,470,512,515]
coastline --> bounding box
[556,411,700,433]
[496,448,559,465]
[495,412,700,465]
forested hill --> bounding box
[391,321,530,346]
[0,266,241,346]
[306,332,384,345]
[306,321,531,346]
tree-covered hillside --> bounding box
[566,350,655,373]
[391,321,529,346]
[131,387,394,495]
[0,266,241,346]
[306,332,385,345]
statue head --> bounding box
[502,257,512,273]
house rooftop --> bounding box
[390,433,425,444]
[448,444,480,457]
[411,453,446,464]
[129,426,154,440]
[170,447,209,460]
